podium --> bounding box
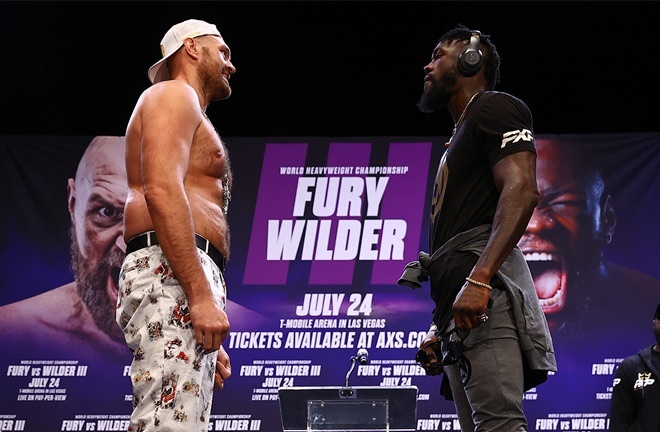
[278,386,418,432]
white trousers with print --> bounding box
[116,245,226,432]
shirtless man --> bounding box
[0,136,129,365]
[115,19,235,430]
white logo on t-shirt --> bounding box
[501,129,533,148]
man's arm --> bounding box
[453,150,539,330]
[139,81,229,353]
[608,359,636,431]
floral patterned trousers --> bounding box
[116,245,227,432]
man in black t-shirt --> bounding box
[413,24,556,431]
[609,302,660,431]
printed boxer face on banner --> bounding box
[67,136,127,342]
[519,138,615,323]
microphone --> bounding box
[343,349,369,391]
[356,348,369,365]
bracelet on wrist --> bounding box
[465,276,492,291]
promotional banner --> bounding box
[1,134,658,431]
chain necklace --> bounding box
[223,172,231,216]
[445,92,481,148]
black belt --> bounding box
[126,231,225,273]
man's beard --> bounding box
[70,227,125,343]
[199,47,230,102]
[417,69,457,113]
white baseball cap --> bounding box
[148,19,222,84]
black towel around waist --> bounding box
[125,231,226,273]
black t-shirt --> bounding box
[428,91,537,329]
[429,91,537,252]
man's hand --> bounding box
[190,299,230,354]
[214,345,231,390]
[452,281,490,330]
[415,329,444,376]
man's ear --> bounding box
[67,178,76,218]
[601,193,616,244]
[183,38,200,59]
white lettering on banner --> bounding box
[239,365,264,376]
[357,331,376,348]
[227,332,283,349]
[7,365,31,376]
[303,166,356,175]
[280,319,313,328]
[313,319,337,328]
[294,293,374,317]
[27,378,50,388]
[0,420,25,431]
[295,293,344,316]
[210,414,261,431]
[535,413,611,431]
[262,377,284,388]
[266,175,406,261]
[275,365,309,376]
[279,166,304,175]
[228,330,423,350]
[571,418,608,429]
[592,363,616,375]
[353,166,409,175]
[283,331,356,349]
[61,420,85,431]
[535,419,558,430]
[279,318,342,328]
[376,331,406,348]
[214,419,249,430]
[96,420,130,431]
[356,365,381,376]
[292,177,388,217]
[362,318,385,328]
[293,166,409,176]
[380,377,412,386]
[392,364,426,376]
[42,365,76,376]
[416,419,441,430]
[267,219,406,261]
[523,392,537,400]
[416,418,460,430]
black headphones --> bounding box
[458,30,483,77]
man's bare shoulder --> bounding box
[139,80,199,111]
[0,282,80,330]
[130,80,203,135]
[0,282,129,361]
